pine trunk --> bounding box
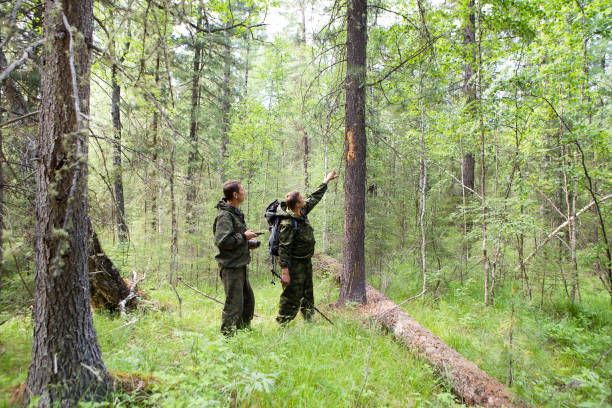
[218,35,231,183]
[185,15,203,232]
[111,63,127,242]
[338,0,367,305]
[25,1,110,405]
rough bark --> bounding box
[25,1,110,405]
[462,152,475,193]
[218,33,231,183]
[111,63,127,242]
[150,54,160,233]
[461,0,476,194]
[338,0,367,305]
[185,14,203,232]
[476,1,490,305]
[302,129,309,190]
[169,143,178,285]
[243,36,249,98]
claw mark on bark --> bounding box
[346,129,356,162]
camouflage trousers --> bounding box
[276,259,314,324]
[220,266,254,336]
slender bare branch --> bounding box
[0,38,44,82]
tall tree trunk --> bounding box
[338,0,367,305]
[25,1,110,405]
[150,54,160,233]
[322,140,328,254]
[169,143,177,285]
[243,35,250,98]
[462,152,475,193]
[461,0,476,190]
[111,63,127,242]
[419,72,427,296]
[185,16,203,233]
[302,129,309,190]
[299,0,307,43]
[476,0,490,305]
[569,154,579,305]
[218,34,231,183]
[460,0,476,274]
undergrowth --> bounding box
[1,278,458,407]
[372,267,612,408]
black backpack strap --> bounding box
[292,219,298,231]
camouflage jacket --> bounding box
[213,200,250,268]
[277,183,328,268]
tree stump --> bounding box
[88,218,137,312]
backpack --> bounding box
[265,200,297,256]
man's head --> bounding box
[286,190,305,212]
[223,180,245,206]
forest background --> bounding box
[0,0,610,406]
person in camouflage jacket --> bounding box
[213,180,259,335]
[276,170,338,324]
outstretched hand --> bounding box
[244,229,258,240]
[323,170,338,184]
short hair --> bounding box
[223,180,241,200]
[286,190,301,210]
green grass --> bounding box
[3,252,610,407]
[371,272,612,408]
[1,277,458,407]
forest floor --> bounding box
[1,257,611,407]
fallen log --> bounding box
[88,218,137,312]
[313,254,528,407]
[362,284,527,407]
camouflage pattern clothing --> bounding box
[220,266,254,335]
[213,200,250,268]
[277,259,314,323]
[213,200,253,335]
[275,183,328,324]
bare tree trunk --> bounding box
[150,54,160,233]
[476,0,490,305]
[322,140,328,254]
[111,63,128,242]
[169,143,177,285]
[569,155,579,305]
[460,0,477,276]
[25,1,110,405]
[185,15,203,233]
[302,130,309,190]
[517,217,532,300]
[338,0,367,305]
[218,33,231,183]
[299,0,307,43]
[419,74,427,296]
[243,35,249,98]
[461,0,476,192]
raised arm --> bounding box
[302,170,338,215]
